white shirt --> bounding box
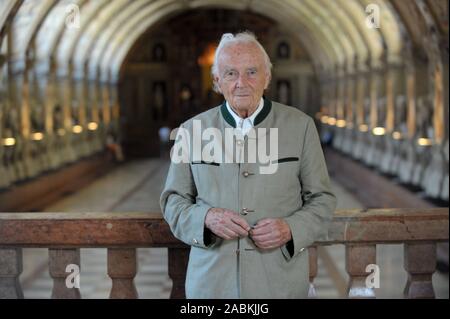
[226,98,264,136]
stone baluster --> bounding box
[0,248,24,298]
[107,248,138,298]
[308,246,318,298]
[346,244,376,298]
[168,247,190,299]
[49,248,81,298]
[404,243,436,298]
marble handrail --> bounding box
[0,208,448,299]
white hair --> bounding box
[212,31,272,93]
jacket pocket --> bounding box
[191,161,220,166]
[191,162,222,202]
[272,157,299,164]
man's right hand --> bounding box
[205,208,251,240]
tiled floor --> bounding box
[19,159,449,299]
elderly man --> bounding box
[160,32,336,298]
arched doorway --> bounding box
[118,8,314,157]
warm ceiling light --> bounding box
[72,125,83,134]
[198,43,216,66]
[3,138,15,146]
[336,119,346,128]
[320,115,329,124]
[372,127,386,136]
[392,131,402,140]
[327,117,337,126]
[88,122,98,131]
[417,138,433,146]
[359,124,369,132]
[31,132,44,141]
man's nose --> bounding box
[235,73,248,88]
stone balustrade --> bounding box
[0,208,448,299]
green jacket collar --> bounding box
[220,98,272,128]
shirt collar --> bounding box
[225,98,264,127]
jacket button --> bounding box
[236,140,244,146]
[243,171,249,177]
[193,238,198,244]
[241,208,254,215]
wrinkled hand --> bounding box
[249,218,292,249]
[205,208,251,240]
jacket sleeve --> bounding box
[281,117,336,260]
[160,125,217,249]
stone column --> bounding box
[346,244,377,298]
[168,247,189,299]
[0,248,23,299]
[308,246,318,298]
[49,248,81,299]
[404,243,436,299]
[107,248,138,299]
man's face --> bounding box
[215,42,270,114]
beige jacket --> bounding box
[160,99,336,298]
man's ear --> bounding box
[264,73,272,90]
[213,76,222,93]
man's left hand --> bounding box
[249,218,292,250]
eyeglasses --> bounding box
[222,68,259,82]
